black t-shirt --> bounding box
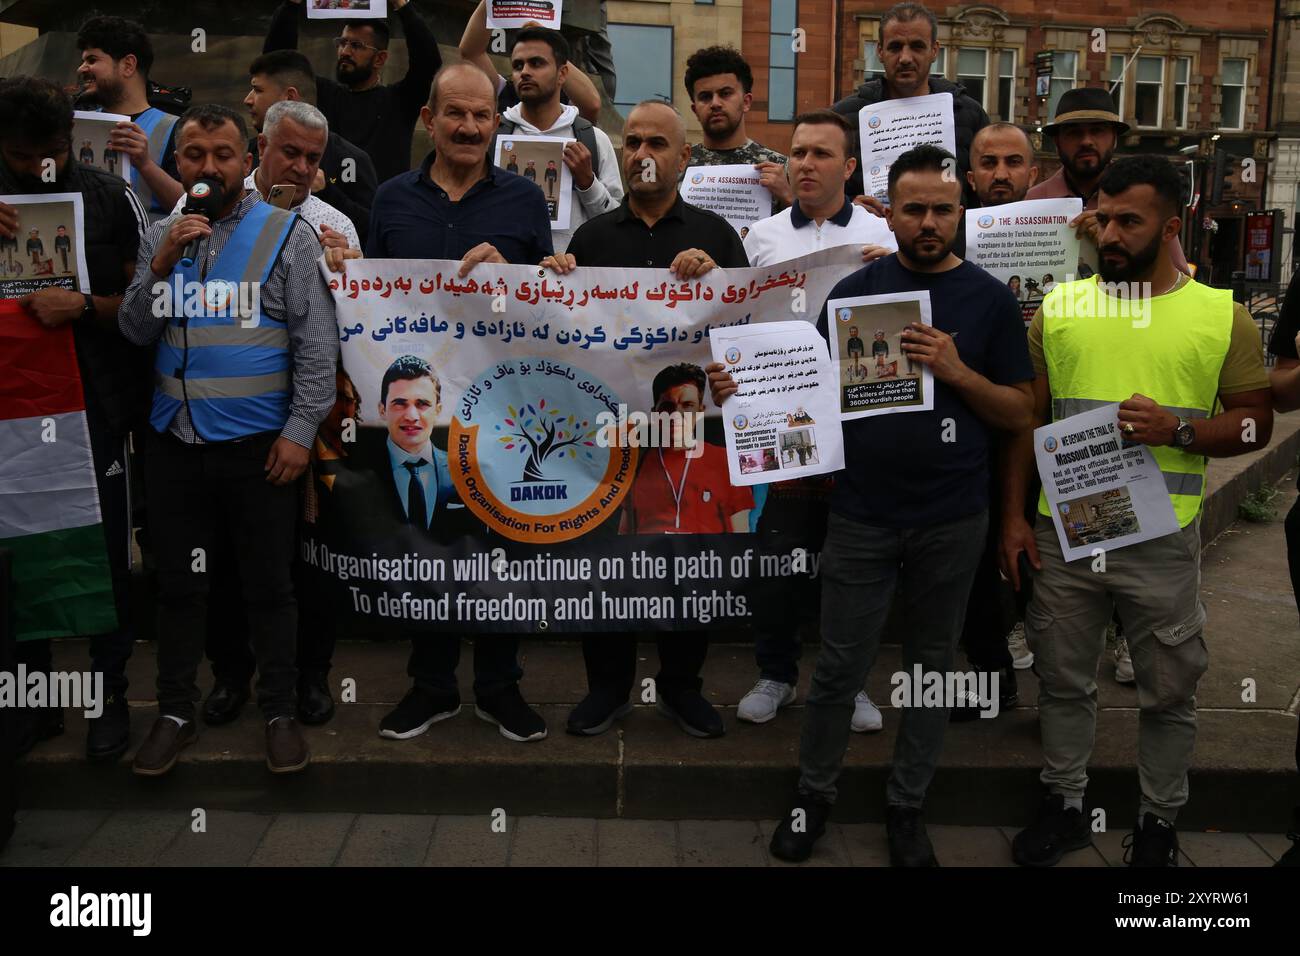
[567,196,749,269]
[1268,269,1300,359]
[816,255,1033,528]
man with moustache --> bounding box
[1003,156,1271,867]
[712,145,1034,865]
[364,63,552,744]
[75,16,184,221]
[262,0,441,184]
[118,104,338,777]
[1028,88,1189,275]
[541,99,748,741]
[684,45,792,212]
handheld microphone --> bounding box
[178,178,224,269]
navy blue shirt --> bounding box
[817,255,1033,528]
[366,151,554,263]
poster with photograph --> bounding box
[307,0,387,18]
[824,290,933,419]
[680,164,772,238]
[710,319,844,486]
[1034,403,1180,562]
[857,91,956,204]
[487,0,562,29]
[965,198,1082,323]
[495,133,572,230]
[71,111,130,183]
[0,193,90,298]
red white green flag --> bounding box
[0,298,116,640]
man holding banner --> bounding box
[543,99,748,740]
[366,63,552,744]
[1001,156,1271,867]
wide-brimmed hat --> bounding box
[1043,87,1130,136]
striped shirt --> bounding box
[118,189,338,448]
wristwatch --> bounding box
[1173,417,1196,448]
[81,292,95,320]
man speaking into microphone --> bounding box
[118,104,338,777]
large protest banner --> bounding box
[309,247,861,635]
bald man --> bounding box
[967,123,1040,208]
[366,62,553,273]
[542,99,748,740]
[365,63,552,744]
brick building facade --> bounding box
[742,2,1280,284]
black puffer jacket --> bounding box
[832,76,990,203]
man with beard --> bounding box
[0,76,149,762]
[365,64,552,744]
[712,145,1034,865]
[684,45,792,212]
[263,0,441,184]
[75,16,184,221]
[1001,156,1272,867]
[1028,88,1189,275]
[118,104,339,777]
[831,3,988,210]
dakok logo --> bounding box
[498,397,601,500]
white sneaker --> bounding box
[851,690,883,733]
[1008,622,1034,670]
[1114,638,1136,685]
[737,679,796,723]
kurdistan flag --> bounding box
[0,298,116,640]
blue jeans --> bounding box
[798,509,988,808]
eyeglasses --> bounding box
[334,38,379,54]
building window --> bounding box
[1220,57,1247,130]
[956,48,987,108]
[1134,55,1164,128]
[1174,57,1192,128]
[769,0,798,121]
[1047,50,1078,122]
[608,24,673,119]
[996,49,1016,122]
[1108,53,1126,120]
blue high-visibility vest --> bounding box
[150,201,298,441]
[126,107,179,216]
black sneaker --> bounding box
[86,693,130,761]
[886,805,939,867]
[475,685,547,742]
[1123,813,1179,867]
[998,667,1018,711]
[656,687,724,738]
[566,689,633,736]
[769,792,833,863]
[1012,791,1092,866]
[379,687,461,740]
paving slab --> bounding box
[247,813,355,867]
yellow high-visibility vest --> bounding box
[1038,275,1232,527]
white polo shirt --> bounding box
[742,200,897,267]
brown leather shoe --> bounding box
[266,716,309,773]
[132,716,197,777]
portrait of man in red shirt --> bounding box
[620,362,753,534]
